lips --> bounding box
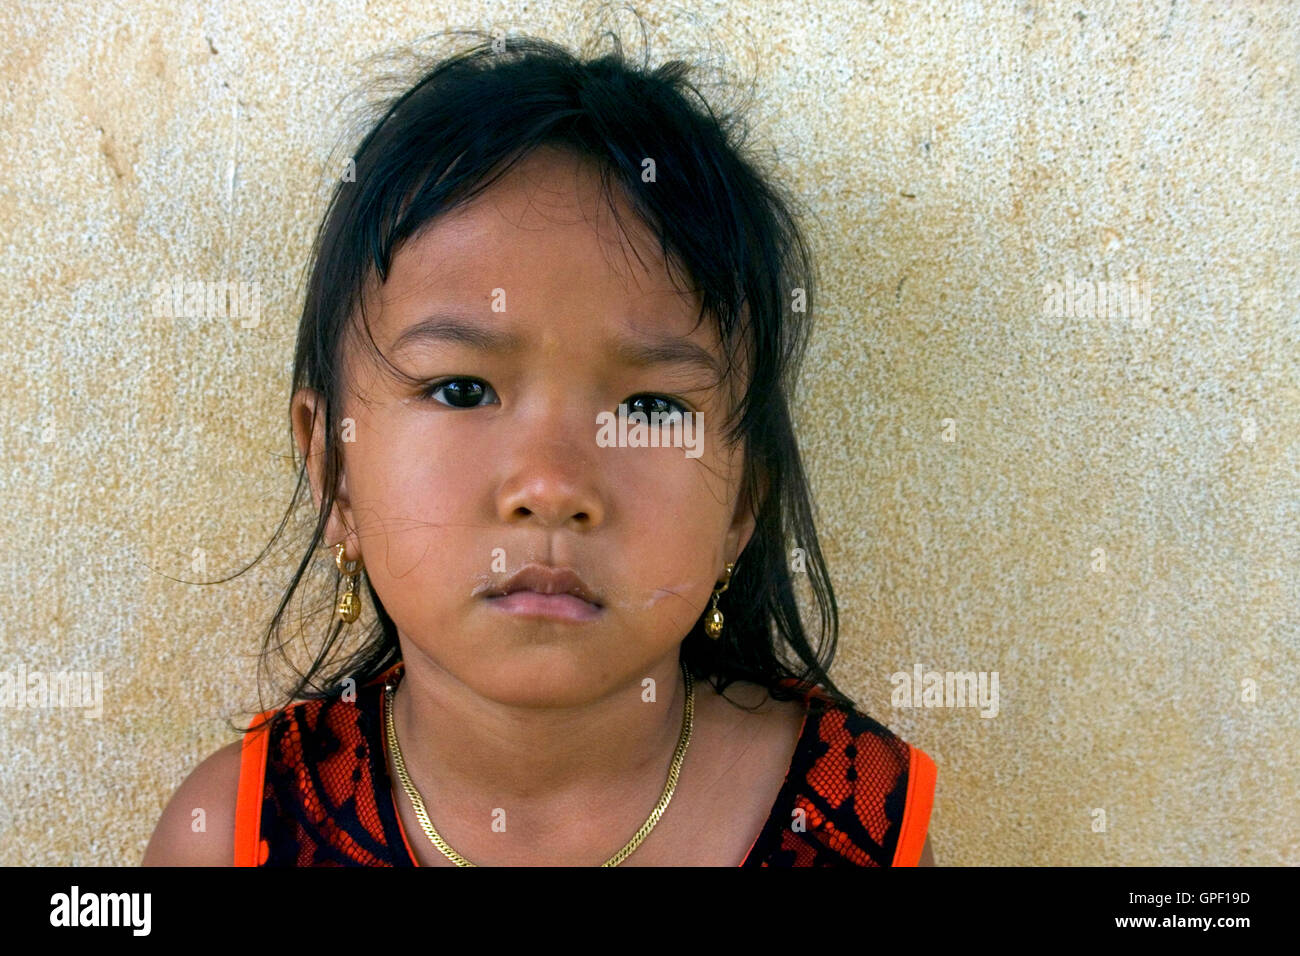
[486,590,603,622]
[485,563,603,609]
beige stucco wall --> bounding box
[1,0,1295,865]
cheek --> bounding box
[346,431,480,578]
[610,446,736,535]
[598,456,730,622]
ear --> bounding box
[291,387,355,552]
[723,464,768,566]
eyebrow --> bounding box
[390,314,721,378]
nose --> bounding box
[494,423,606,529]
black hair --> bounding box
[225,22,857,734]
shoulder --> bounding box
[141,737,246,866]
[808,700,936,866]
[755,690,938,867]
[140,679,389,867]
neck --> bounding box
[388,641,691,829]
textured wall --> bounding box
[1,0,1295,866]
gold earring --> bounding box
[334,542,365,624]
[703,562,735,640]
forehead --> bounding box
[372,147,718,350]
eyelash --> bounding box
[420,378,693,417]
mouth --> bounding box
[486,564,603,606]
[480,563,605,623]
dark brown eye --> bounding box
[423,378,498,408]
[623,394,690,420]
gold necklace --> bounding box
[383,661,695,866]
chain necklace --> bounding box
[383,661,695,866]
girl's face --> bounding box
[295,147,758,707]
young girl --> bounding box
[143,29,935,867]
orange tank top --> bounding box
[233,662,936,866]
